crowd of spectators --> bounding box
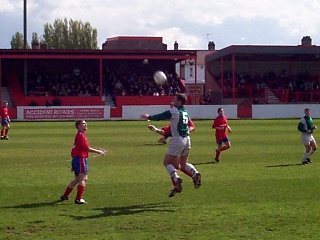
[102,69,183,104]
[216,70,319,99]
[26,70,100,97]
[25,67,318,105]
[26,69,185,105]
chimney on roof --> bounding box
[301,36,312,46]
[208,41,215,50]
[174,41,178,50]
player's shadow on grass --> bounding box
[266,163,305,167]
[193,161,216,165]
[2,200,62,209]
[69,202,175,220]
[144,143,166,146]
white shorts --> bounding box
[167,136,191,157]
[301,133,316,145]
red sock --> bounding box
[171,177,175,186]
[5,129,8,135]
[1,130,4,136]
[215,149,221,159]
[180,167,193,178]
[63,187,73,197]
[221,146,228,151]
[76,185,85,201]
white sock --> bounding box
[166,164,179,182]
[307,149,314,157]
[185,163,198,177]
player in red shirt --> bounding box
[0,101,11,140]
[148,118,195,144]
[212,108,232,162]
[148,101,195,144]
[60,120,105,204]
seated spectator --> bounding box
[205,94,212,104]
[199,95,205,105]
[45,100,52,107]
[30,99,38,106]
[152,88,159,96]
[121,89,127,96]
[52,97,62,106]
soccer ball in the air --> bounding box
[153,71,167,85]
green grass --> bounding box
[0,119,319,239]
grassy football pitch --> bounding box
[0,119,319,239]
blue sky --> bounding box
[1,0,320,50]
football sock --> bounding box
[5,129,8,135]
[76,185,85,201]
[215,149,221,159]
[166,164,180,182]
[307,149,314,157]
[221,146,228,151]
[182,164,197,177]
[170,177,175,186]
[63,186,73,197]
[180,167,193,178]
[1,130,4,136]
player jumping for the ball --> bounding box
[141,93,201,197]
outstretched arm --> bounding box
[88,147,105,156]
[140,114,150,120]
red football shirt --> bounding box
[161,118,195,136]
[1,107,9,118]
[162,125,171,135]
[189,118,195,129]
[212,116,228,140]
[71,131,89,158]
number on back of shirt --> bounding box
[182,112,188,124]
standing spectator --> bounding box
[60,120,105,204]
[0,101,11,140]
[297,108,317,164]
[199,94,205,105]
[212,108,232,162]
[205,93,212,104]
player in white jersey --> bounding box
[141,93,201,197]
[297,108,317,164]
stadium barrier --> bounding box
[15,104,320,121]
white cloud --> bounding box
[1,0,320,49]
[0,0,21,13]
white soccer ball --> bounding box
[153,71,167,85]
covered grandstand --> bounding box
[205,37,320,106]
[0,36,197,118]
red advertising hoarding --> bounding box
[23,107,104,120]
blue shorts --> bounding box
[2,117,9,126]
[71,157,88,176]
[217,137,229,145]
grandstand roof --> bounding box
[206,45,320,62]
[0,49,197,62]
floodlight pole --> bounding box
[23,0,28,96]
[23,0,27,49]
